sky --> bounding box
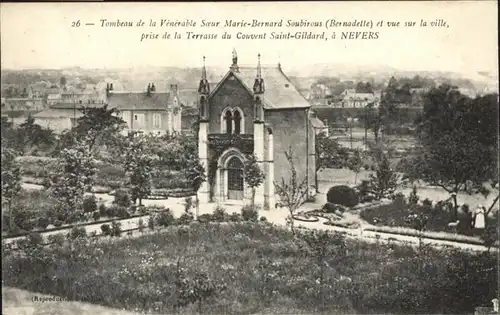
[1,1,498,77]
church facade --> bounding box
[197,50,317,209]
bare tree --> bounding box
[273,146,309,235]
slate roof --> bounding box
[210,66,310,110]
[33,108,83,119]
[49,102,105,109]
[106,91,172,111]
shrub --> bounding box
[47,233,65,247]
[228,212,242,222]
[148,216,155,230]
[37,217,50,230]
[137,218,145,233]
[53,220,63,228]
[111,221,122,237]
[422,198,433,208]
[198,213,213,223]
[92,211,101,221]
[106,205,130,219]
[212,206,227,222]
[27,232,44,247]
[363,164,370,170]
[69,227,87,240]
[113,189,131,207]
[98,203,107,216]
[370,165,376,171]
[157,210,176,227]
[101,224,111,236]
[241,205,258,222]
[177,212,194,225]
[356,180,371,198]
[322,202,342,213]
[326,185,359,208]
[392,192,406,206]
[184,197,193,212]
[83,195,98,213]
[260,216,268,222]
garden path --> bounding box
[5,183,495,253]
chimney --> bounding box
[147,83,151,96]
[151,83,156,92]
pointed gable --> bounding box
[209,66,310,110]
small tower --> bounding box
[230,48,239,72]
[198,56,210,120]
[252,53,266,208]
[197,56,210,205]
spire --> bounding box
[198,56,210,95]
[201,56,207,80]
[256,53,262,79]
[253,53,265,94]
[230,49,239,72]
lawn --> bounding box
[2,222,497,315]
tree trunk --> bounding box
[354,172,358,185]
[252,187,255,210]
[315,169,320,193]
[195,194,199,220]
[451,192,458,220]
[486,194,499,216]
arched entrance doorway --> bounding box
[227,156,244,200]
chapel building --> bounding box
[197,50,317,209]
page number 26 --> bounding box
[71,20,81,27]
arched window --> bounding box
[224,110,232,134]
[199,96,205,118]
[233,109,241,134]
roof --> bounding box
[210,66,310,110]
[343,92,376,101]
[107,91,172,110]
[49,102,105,109]
[33,108,83,119]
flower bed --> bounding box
[363,225,498,247]
[292,214,320,222]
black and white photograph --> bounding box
[1,2,499,314]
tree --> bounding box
[369,154,399,200]
[403,86,498,219]
[49,141,97,222]
[123,134,155,206]
[243,154,265,210]
[185,154,207,220]
[1,148,22,231]
[59,76,67,87]
[73,105,126,153]
[347,149,363,184]
[274,147,309,235]
[315,132,348,192]
[16,115,55,154]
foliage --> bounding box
[100,224,111,236]
[3,223,496,315]
[322,202,345,213]
[241,205,259,222]
[69,227,87,240]
[137,218,145,233]
[315,132,348,191]
[48,141,97,223]
[113,189,131,207]
[244,154,265,209]
[92,211,101,221]
[123,134,154,206]
[111,221,122,237]
[273,147,309,235]
[37,217,50,230]
[156,210,176,227]
[212,206,227,222]
[369,154,399,200]
[404,86,498,219]
[1,148,22,231]
[481,222,498,252]
[82,195,98,213]
[326,185,359,208]
[185,154,207,219]
[73,105,126,153]
[346,149,363,184]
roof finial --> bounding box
[202,55,207,80]
[232,49,237,65]
[257,53,262,79]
